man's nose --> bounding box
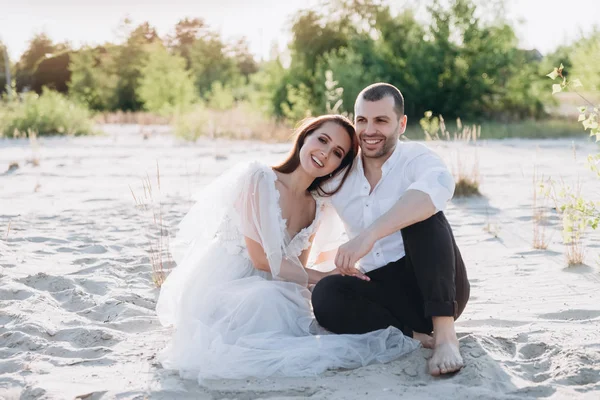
[365,120,377,134]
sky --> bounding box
[0,0,598,62]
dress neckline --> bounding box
[266,166,321,243]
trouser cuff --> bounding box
[424,300,458,318]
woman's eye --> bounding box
[318,137,327,143]
[334,151,342,158]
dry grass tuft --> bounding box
[565,238,585,266]
[129,161,172,287]
[27,129,40,166]
[446,118,481,198]
[483,207,500,238]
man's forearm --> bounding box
[366,190,436,243]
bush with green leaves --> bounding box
[69,46,119,111]
[0,88,94,137]
[137,42,196,114]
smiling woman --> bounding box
[273,114,358,196]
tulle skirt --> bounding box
[156,240,420,381]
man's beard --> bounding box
[361,124,400,159]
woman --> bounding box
[156,115,419,382]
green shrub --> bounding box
[137,43,196,114]
[0,88,94,137]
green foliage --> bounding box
[68,46,119,111]
[137,43,196,114]
[547,64,600,141]
[206,81,235,110]
[544,65,599,264]
[281,83,313,122]
[3,0,584,127]
[189,33,239,97]
[114,22,161,111]
[0,88,94,137]
[569,30,600,92]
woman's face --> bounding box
[299,121,352,178]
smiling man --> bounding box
[312,82,470,376]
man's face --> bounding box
[354,96,407,159]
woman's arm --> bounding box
[245,235,330,285]
[299,233,337,285]
[244,236,273,273]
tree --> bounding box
[0,40,12,95]
[189,32,238,96]
[114,22,161,111]
[15,33,63,91]
[168,17,208,69]
[31,51,71,93]
[137,42,196,114]
[68,45,119,110]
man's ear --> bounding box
[399,115,408,135]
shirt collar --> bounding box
[357,139,403,176]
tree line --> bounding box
[1,0,597,122]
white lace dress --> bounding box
[156,162,419,382]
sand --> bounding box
[1,125,599,399]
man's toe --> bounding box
[428,360,441,376]
[440,362,450,374]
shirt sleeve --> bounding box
[404,150,455,212]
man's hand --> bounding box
[334,231,376,281]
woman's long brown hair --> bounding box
[273,115,358,197]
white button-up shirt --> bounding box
[327,140,455,273]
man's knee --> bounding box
[312,275,342,310]
[402,211,454,248]
[311,275,346,326]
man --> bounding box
[312,83,470,376]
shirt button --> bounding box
[376,252,380,256]
[366,204,369,207]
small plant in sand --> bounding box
[27,129,40,166]
[532,166,549,250]
[483,207,500,238]
[546,65,600,265]
[541,177,599,265]
[420,112,481,197]
[129,162,172,287]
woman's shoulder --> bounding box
[229,161,276,184]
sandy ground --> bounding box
[1,125,599,400]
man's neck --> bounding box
[361,144,396,175]
[361,144,396,192]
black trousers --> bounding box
[312,211,469,337]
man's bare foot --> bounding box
[428,316,464,376]
[413,332,434,349]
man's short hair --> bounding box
[355,83,404,118]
